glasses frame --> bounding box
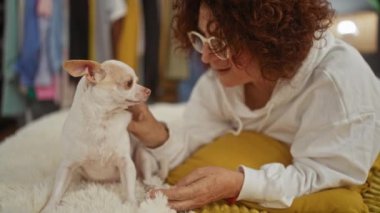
[187,31,230,60]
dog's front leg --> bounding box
[134,146,153,182]
[40,161,78,213]
[118,156,137,204]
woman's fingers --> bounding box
[127,104,168,147]
[150,179,213,211]
[148,167,244,211]
[150,185,197,201]
[128,104,147,121]
[169,199,202,211]
[150,188,202,211]
[175,168,207,187]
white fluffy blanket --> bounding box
[0,103,186,213]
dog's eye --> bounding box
[126,79,133,89]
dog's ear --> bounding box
[63,60,105,83]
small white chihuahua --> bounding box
[41,60,161,212]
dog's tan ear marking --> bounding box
[63,60,104,83]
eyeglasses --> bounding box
[187,31,230,60]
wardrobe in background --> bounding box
[0,0,202,137]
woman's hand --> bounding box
[149,166,244,211]
[127,104,169,148]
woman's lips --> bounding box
[214,67,230,74]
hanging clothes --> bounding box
[158,0,171,81]
[50,0,64,104]
[1,0,26,117]
[110,0,127,58]
[88,0,95,60]
[57,0,73,107]
[35,16,57,101]
[16,0,40,88]
[142,0,160,100]
[94,0,112,61]
[136,0,145,80]
[18,0,25,51]
[159,0,189,91]
[37,0,52,17]
[35,0,64,101]
[69,0,89,60]
[91,0,127,61]
[35,17,52,87]
[49,0,64,75]
[69,0,89,85]
[116,0,141,72]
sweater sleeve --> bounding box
[148,73,231,169]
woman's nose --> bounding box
[200,43,214,64]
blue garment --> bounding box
[35,17,51,86]
[16,0,40,87]
[36,0,64,86]
[48,0,63,74]
[178,51,205,102]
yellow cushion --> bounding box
[167,131,369,213]
[362,155,380,213]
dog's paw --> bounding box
[143,176,165,187]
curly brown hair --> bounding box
[172,0,334,80]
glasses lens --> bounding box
[188,33,203,53]
[210,38,228,59]
[188,31,229,60]
[209,38,225,52]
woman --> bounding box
[128,0,380,211]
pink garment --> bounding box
[36,74,59,101]
[37,0,52,17]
